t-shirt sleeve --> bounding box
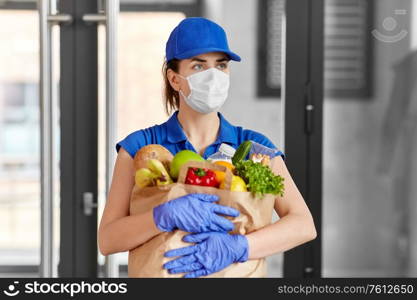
[115,130,148,159]
[244,129,286,161]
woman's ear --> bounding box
[167,69,180,92]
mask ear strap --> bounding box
[177,73,190,100]
[179,89,187,100]
[177,73,187,80]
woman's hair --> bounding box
[162,58,180,115]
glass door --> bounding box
[322,0,417,277]
[0,0,63,278]
[0,2,41,277]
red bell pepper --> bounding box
[185,167,219,187]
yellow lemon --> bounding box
[220,175,247,192]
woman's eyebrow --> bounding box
[190,57,229,62]
[191,57,206,62]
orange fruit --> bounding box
[214,170,226,183]
[214,161,235,170]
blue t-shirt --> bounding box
[116,110,285,161]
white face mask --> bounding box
[178,68,230,114]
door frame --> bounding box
[283,0,324,278]
[58,0,99,277]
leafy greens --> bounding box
[234,160,285,198]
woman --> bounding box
[98,17,317,278]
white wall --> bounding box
[205,0,284,152]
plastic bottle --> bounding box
[207,143,236,163]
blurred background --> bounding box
[0,0,416,278]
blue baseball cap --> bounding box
[165,17,241,62]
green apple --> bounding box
[170,150,205,179]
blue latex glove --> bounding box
[163,232,249,278]
[153,193,239,233]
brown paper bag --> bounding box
[128,161,276,278]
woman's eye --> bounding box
[217,63,228,70]
[192,64,203,71]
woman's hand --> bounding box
[153,193,239,233]
[163,232,249,278]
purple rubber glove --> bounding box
[153,193,239,233]
[163,232,249,278]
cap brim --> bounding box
[174,47,241,62]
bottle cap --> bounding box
[219,143,236,157]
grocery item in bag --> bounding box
[128,160,276,278]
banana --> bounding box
[135,168,157,188]
[147,159,173,186]
[135,159,173,188]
